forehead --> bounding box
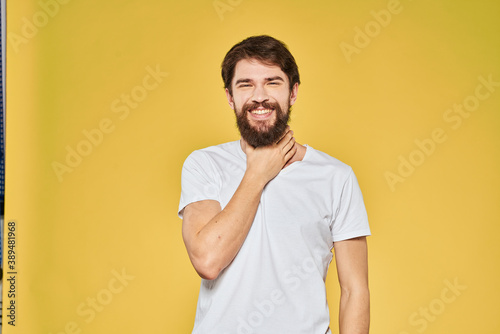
[232,58,288,84]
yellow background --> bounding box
[3,0,500,333]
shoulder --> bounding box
[304,145,353,179]
[184,140,241,168]
[184,141,240,165]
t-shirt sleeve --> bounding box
[178,150,221,219]
[331,168,371,243]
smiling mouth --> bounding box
[249,109,273,115]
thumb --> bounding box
[244,143,255,155]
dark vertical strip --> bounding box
[0,0,4,217]
[0,0,5,329]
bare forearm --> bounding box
[339,289,370,334]
[189,172,266,279]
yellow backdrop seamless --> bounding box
[4,0,500,333]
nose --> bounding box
[251,84,269,103]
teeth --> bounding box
[250,109,273,115]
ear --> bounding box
[289,82,299,106]
[225,88,235,110]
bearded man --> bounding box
[178,35,371,334]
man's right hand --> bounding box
[243,127,297,187]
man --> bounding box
[178,35,371,334]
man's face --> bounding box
[226,58,298,147]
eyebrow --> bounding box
[234,76,285,85]
[265,76,285,82]
[234,78,252,85]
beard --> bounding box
[235,100,291,148]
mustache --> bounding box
[242,101,280,113]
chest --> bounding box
[215,160,337,250]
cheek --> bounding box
[231,95,243,107]
[237,97,252,110]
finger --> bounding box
[283,143,297,162]
[277,129,293,146]
[282,136,295,153]
[276,126,292,143]
[244,143,255,155]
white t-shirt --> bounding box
[178,141,371,334]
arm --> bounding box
[182,129,296,280]
[334,236,370,334]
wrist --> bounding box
[242,170,268,190]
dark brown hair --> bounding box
[221,35,300,95]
